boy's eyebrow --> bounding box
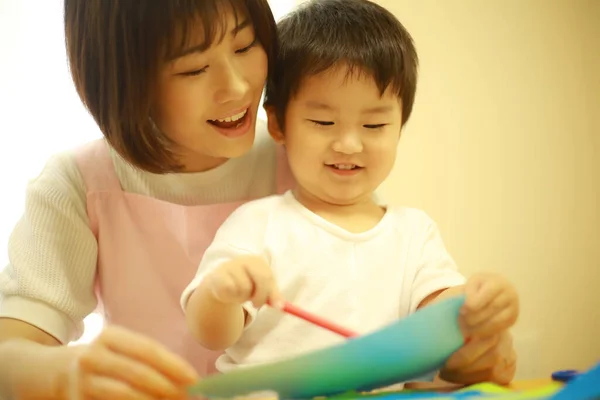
[304,101,393,114]
[304,101,334,111]
[362,105,394,114]
[170,18,251,60]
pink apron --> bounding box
[75,139,294,377]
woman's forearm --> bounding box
[0,319,76,400]
[0,338,77,399]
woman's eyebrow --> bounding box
[232,18,251,35]
[170,18,251,60]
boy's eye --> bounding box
[236,38,257,54]
[308,120,334,126]
[364,124,386,129]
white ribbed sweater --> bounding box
[0,120,278,343]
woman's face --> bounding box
[153,9,268,172]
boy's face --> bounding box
[268,65,403,206]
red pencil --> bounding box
[275,301,359,338]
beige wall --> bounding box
[371,0,600,379]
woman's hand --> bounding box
[62,325,198,400]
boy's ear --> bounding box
[264,105,285,144]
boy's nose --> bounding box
[332,132,363,154]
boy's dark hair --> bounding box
[64,0,277,173]
[264,0,418,129]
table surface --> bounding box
[510,379,555,390]
[408,378,553,390]
[231,379,557,399]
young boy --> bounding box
[182,0,519,382]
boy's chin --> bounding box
[320,190,376,207]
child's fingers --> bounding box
[470,306,518,337]
[440,367,496,386]
[230,266,256,300]
[249,274,270,308]
[267,284,285,309]
[441,332,516,385]
[444,334,500,370]
[463,276,501,312]
[210,271,235,300]
[463,292,512,327]
[450,337,503,374]
[245,264,277,308]
[211,269,249,304]
[463,275,485,310]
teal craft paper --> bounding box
[188,296,465,399]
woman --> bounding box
[0,1,290,398]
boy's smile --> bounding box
[325,163,364,176]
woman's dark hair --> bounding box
[65,0,277,172]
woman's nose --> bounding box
[213,59,249,105]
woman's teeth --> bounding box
[216,109,247,123]
[209,109,248,128]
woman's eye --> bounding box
[236,38,257,54]
[308,120,334,126]
[364,124,386,129]
[180,66,208,77]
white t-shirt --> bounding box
[0,120,279,343]
[181,191,466,372]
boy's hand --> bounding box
[440,330,517,385]
[417,273,519,386]
[204,255,284,308]
[461,273,519,339]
